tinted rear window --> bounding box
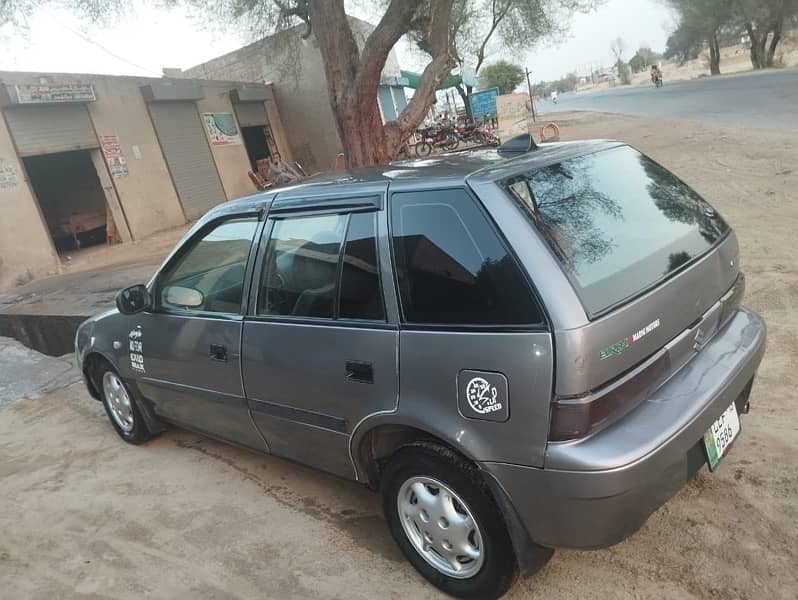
[504,146,729,317]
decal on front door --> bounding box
[128,326,145,373]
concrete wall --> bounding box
[87,75,187,239]
[0,114,59,289]
[197,81,256,201]
[183,17,404,174]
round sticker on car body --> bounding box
[458,370,509,422]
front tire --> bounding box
[415,141,433,157]
[381,445,518,599]
[97,364,154,444]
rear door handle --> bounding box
[209,344,228,362]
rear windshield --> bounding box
[504,145,729,317]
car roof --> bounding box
[208,139,624,218]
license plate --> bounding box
[703,402,741,471]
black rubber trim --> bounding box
[249,398,348,433]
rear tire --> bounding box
[96,363,155,444]
[443,135,460,151]
[381,445,518,599]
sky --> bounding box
[0,0,675,84]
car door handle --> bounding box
[346,361,373,384]
[209,344,228,362]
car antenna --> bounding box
[498,133,538,157]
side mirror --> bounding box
[116,284,151,315]
[163,286,204,309]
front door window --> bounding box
[157,218,259,315]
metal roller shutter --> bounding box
[5,105,98,156]
[148,102,225,220]
[233,102,268,127]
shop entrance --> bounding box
[241,125,273,170]
[23,150,118,253]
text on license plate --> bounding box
[703,402,741,471]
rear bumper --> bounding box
[482,307,766,550]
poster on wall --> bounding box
[0,160,18,189]
[203,112,242,146]
[100,135,129,178]
[15,83,96,104]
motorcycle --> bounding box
[414,123,459,157]
[651,71,663,88]
[455,119,500,147]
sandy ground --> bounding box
[1,112,797,599]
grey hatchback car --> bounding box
[76,137,766,599]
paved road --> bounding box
[542,68,798,131]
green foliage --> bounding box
[478,60,525,94]
[531,72,578,97]
[629,47,661,72]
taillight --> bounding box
[549,350,670,442]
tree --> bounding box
[610,37,631,83]
[665,0,734,75]
[664,21,705,63]
[735,0,798,69]
[478,60,525,93]
[412,0,600,121]
[1,0,598,167]
[629,46,661,72]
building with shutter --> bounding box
[179,17,409,175]
[0,70,291,290]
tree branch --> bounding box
[354,0,424,102]
[476,0,511,72]
[387,0,455,147]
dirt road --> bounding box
[1,112,796,599]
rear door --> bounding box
[135,215,267,451]
[241,193,398,479]
[389,187,553,467]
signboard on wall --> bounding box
[100,135,129,178]
[15,83,96,104]
[470,87,500,118]
[202,112,242,147]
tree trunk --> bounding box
[308,0,452,167]
[746,22,767,69]
[766,19,783,67]
[709,30,721,76]
[454,83,473,121]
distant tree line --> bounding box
[664,0,798,75]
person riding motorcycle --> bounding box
[651,64,663,86]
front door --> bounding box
[135,216,267,451]
[241,202,398,479]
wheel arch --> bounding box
[355,417,553,576]
[81,351,116,400]
[351,417,481,490]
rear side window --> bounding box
[339,212,385,320]
[390,188,543,325]
[504,145,729,317]
[259,211,385,321]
